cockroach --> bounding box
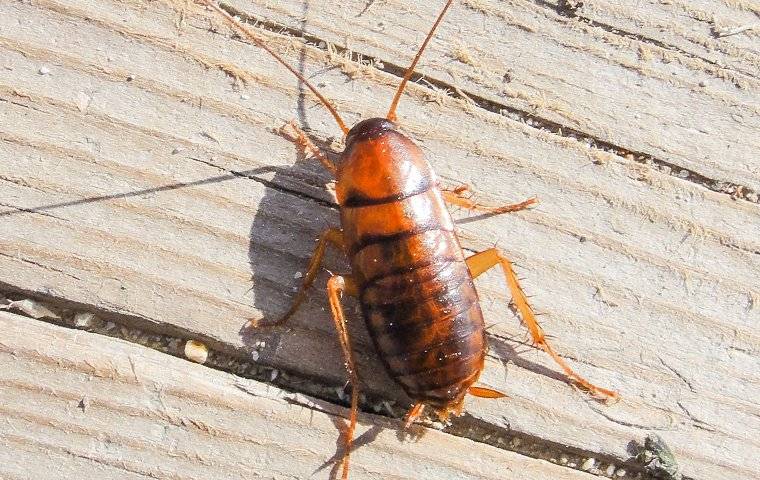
[200,1,619,478]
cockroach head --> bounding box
[345,118,397,147]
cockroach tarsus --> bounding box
[199,1,619,478]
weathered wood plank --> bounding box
[0,1,758,479]
[222,0,760,195]
[0,311,602,479]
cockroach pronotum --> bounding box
[200,1,619,478]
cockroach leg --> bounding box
[403,402,426,428]
[447,184,470,195]
[255,228,344,327]
[442,186,537,214]
[326,274,360,480]
[466,248,619,401]
[282,120,337,174]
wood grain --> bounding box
[224,0,760,194]
[0,0,758,479]
[0,310,604,479]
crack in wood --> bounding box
[0,287,655,479]
[0,253,81,281]
[217,2,760,206]
[532,0,758,82]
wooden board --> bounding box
[0,0,758,479]
[225,0,760,196]
[0,310,602,479]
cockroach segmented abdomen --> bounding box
[337,120,488,411]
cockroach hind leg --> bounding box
[326,274,360,480]
[466,248,620,402]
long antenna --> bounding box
[386,0,455,122]
[200,1,349,135]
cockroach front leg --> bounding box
[254,227,345,326]
[281,120,337,175]
[466,248,619,401]
[326,274,360,480]
[442,184,537,214]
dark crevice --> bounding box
[447,414,642,478]
[217,3,759,206]
[0,286,665,480]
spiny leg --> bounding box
[326,274,360,480]
[254,227,344,326]
[466,248,619,400]
[403,402,426,428]
[442,185,537,214]
[282,120,337,174]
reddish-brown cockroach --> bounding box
[201,1,619,478]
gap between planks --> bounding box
[0,310,626,480]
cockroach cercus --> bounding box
[199,1,619,478]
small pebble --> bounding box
[581,457,596,471]
[171,147,184,155]
[606,464,616,476]
[184,340,209,364]
[269,369,279,381]
[240,93,250,100]
[251,350,260,361]
[38,66,50,75]
[615,468,627,477]
[559,454,569,465]
[699,80,707,87]
[1,299,60,319]
[430,421,446,430]
[73,312,97,328]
